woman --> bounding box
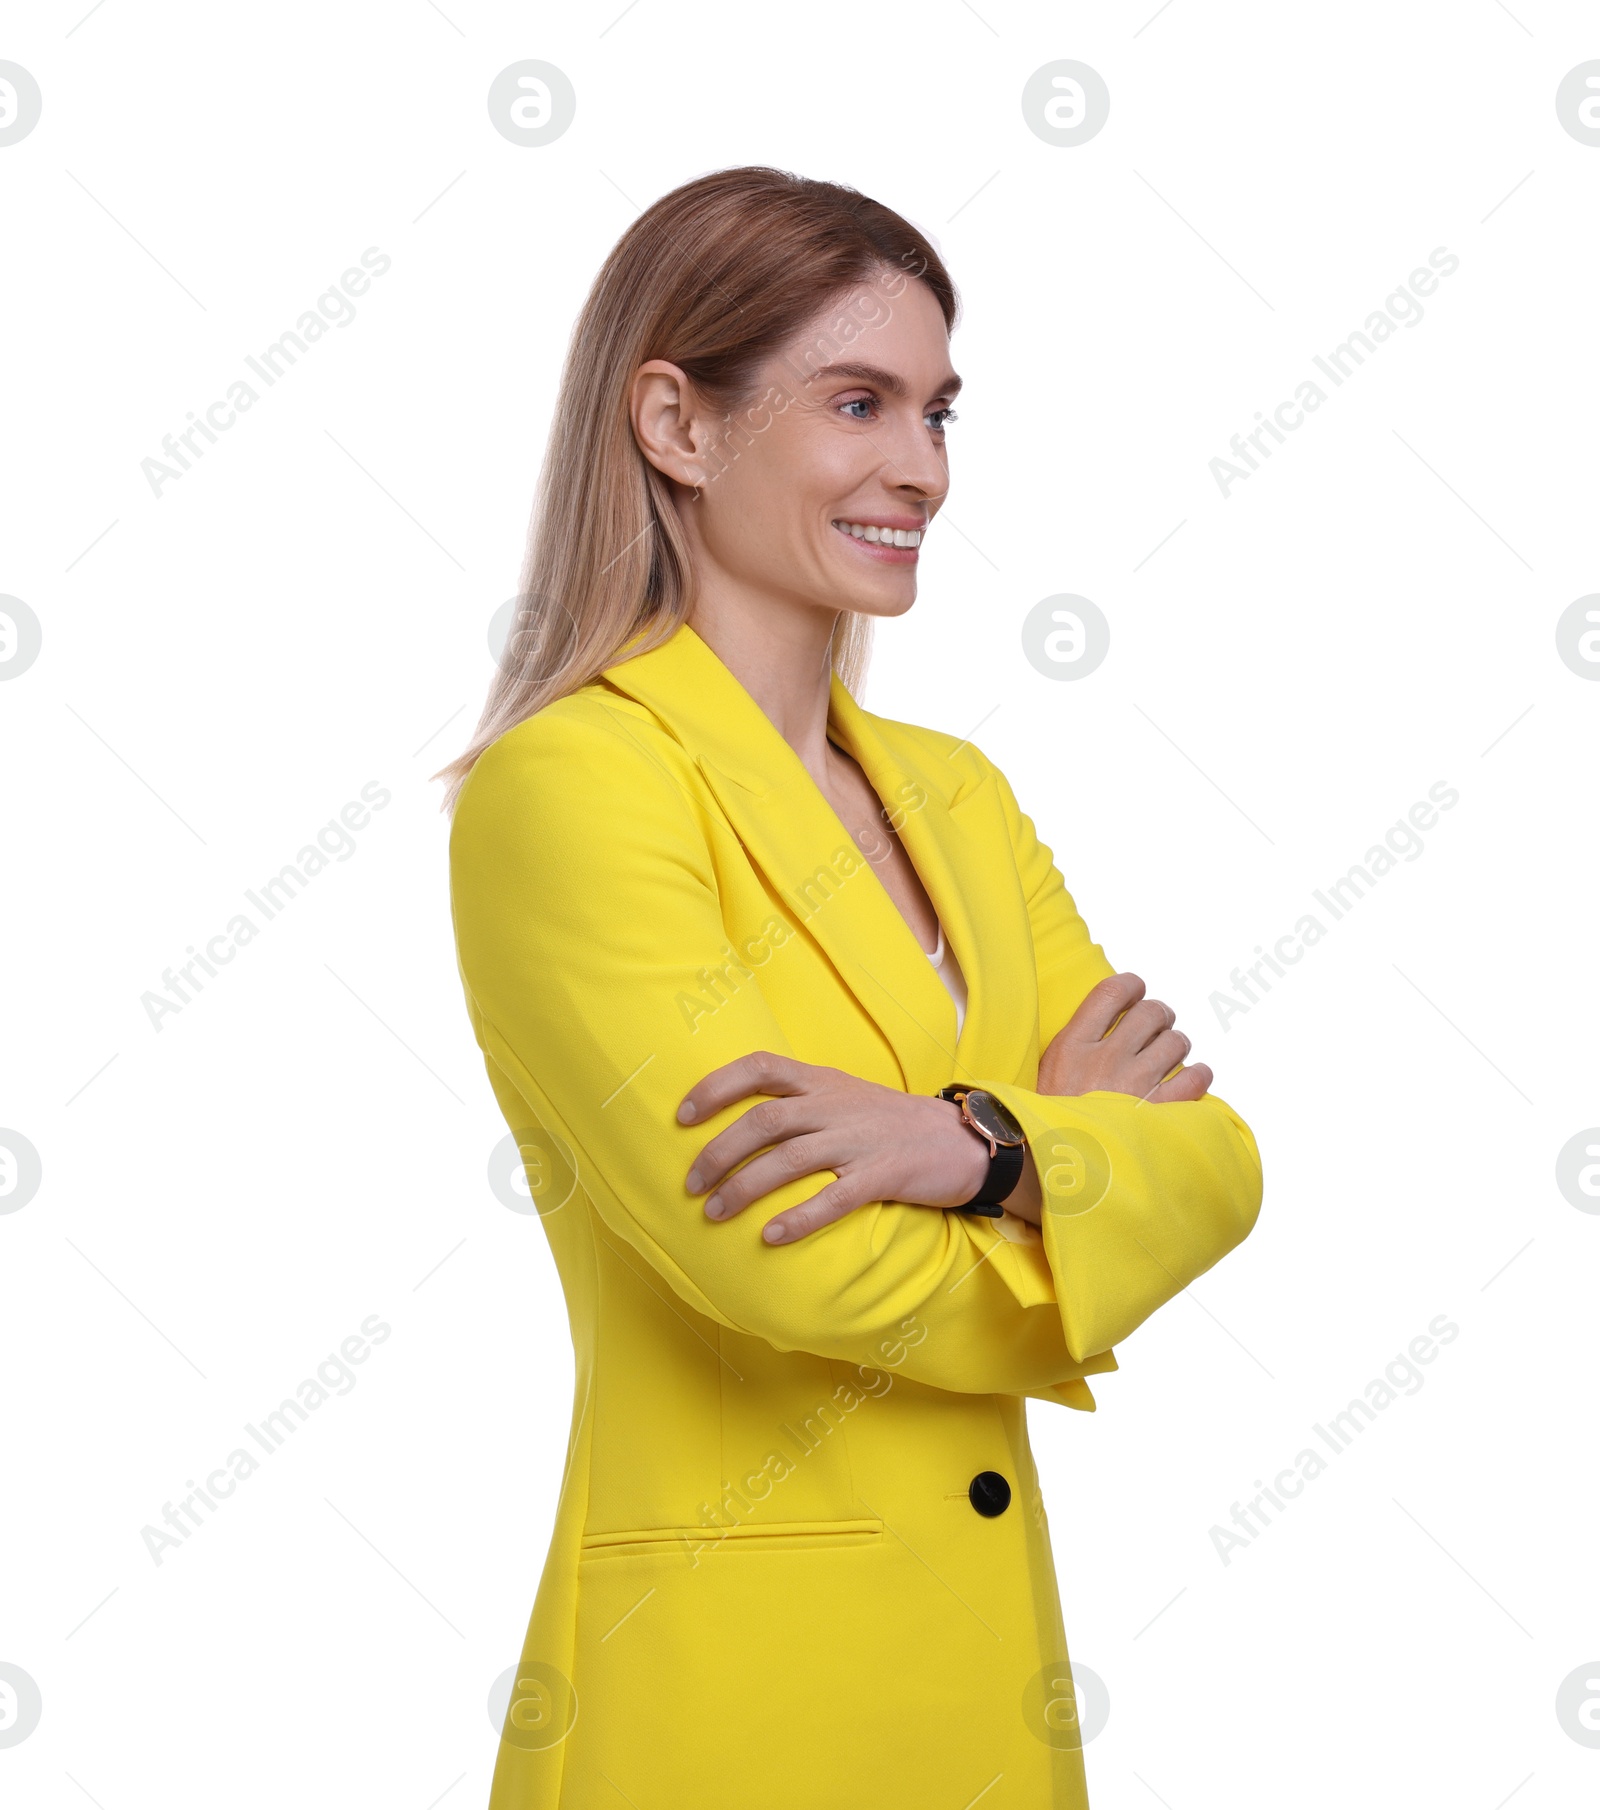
[440,166,1263,1810]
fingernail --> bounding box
[677,1102,696,1123]
[763,1222,788,1244]
[704,1194,723,1219]
[685,1169,702,1192]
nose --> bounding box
[878,407,949,505]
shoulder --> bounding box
[457,687,688,809]
[450,686,703,864]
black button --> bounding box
[968,1471,1011,1517]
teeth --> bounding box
[835,521,922,547]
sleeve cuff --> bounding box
[965,1075,1264,1366]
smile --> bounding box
[831,519,924,549]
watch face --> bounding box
[964,1090,1025,1146]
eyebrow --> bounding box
[805,361,963,402]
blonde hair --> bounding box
[433,165,958,815]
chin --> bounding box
[855,591,918,621]
[827,567,919,621]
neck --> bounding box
[686,591,843,786]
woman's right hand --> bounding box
[1037,972,1213,1104]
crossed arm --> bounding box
[450,709,1262,1386]
[679,967,1214,1241]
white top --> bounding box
[924,919,968,1037]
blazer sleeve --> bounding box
[960,756,1265,1364]
[448,702,1111,1403]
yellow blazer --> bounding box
[449,619,1263,1809]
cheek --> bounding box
[698,472,817,575]
[765,408,876,494]
[706,470,798,547]
[710,441,841,544]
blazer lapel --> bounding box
[599,621,1036,1096]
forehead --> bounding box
[778,278,955,392]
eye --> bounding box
[839,396,878,422]
[926,406,958,433]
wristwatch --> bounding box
[937,1085,1027,1217]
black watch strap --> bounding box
[938,1086,1025,1218]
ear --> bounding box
[630,359,711,489]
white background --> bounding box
[3,2,1597,1805]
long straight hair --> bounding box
[433,165,958,815]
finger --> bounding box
[676,1050,809,1126]
[761,1174,875,1244]
[686,1094,824,1195]
[1127,1026,1190,1092]
[1066,972,1146,1044]
[698,1130,837,1220]
[1147,1063,1213,1103]
[1105,997,1175,1054]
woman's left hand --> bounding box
[678,1051,993,1244]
